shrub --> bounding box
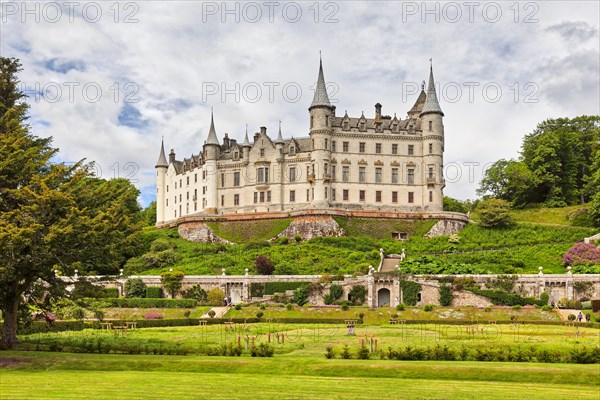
[145,287,162,298]
[234,304,242,310]
[340,301,350,311]
[207,288,226,306]
[567,313,576,321]
[563,242,600,266]
[251,343,274,357]
[255,255,275,275]
[71,307,85,320]
[424,304,434,312]
[340,345,352,359]
[292,286,309,306]
[512,305,522,310]
[476,198,514,228]
[294,234,302,242]
[325,346,335,359]
[93,310,105,321]
[391,313,399,319]
[324,284,344,305]
[439,284,453,306]
[540,292,550,305]
[591,299,600,312]
[85,298,197,308]
[286,303,293,310]
[125,278,147,298]
[400,281,422,306]
[348,285,367,306]
[207,310,216,318]
[277,236,289,245]
[150,238,174,252]
[160,269,185,298]
[541,305,553,311]
[259,304,266,310]
[143,312,164,320]
[357,346,370,360]
[566,300,583,310]
[256,311,264,319]
[396,303,405,311]
[484,306,492,312]
[182,285,208,304]
[70,282,117,299]
[183,310,191,318]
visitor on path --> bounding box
[585,313,591,322]
[224,297,228,306]
[577,312,583,322]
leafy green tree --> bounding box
[124,278,147,298]
[160,269,185,298]
[255,255,275,275]
[0,58,142,346]
[478,159,535,207]
[476,198,515,228]
[140,201,156,226]
[439,284,453,306]
[443,196,469,213]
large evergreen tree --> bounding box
[0,58,143,346]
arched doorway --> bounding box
[378,288,391,307]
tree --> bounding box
[442,196,469,213]
[0,58,142,346]
[439,284,453,306]
[477,159,535,207]
[140,201,156,226]
[476,198,514,228]
[160,269,185,298]
[125,278,147,298]
[207,287,225,306]
[255,255,275,275]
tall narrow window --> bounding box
[221,173,225,187]
[234,171,240,186]
[254,192,258,204]
[332,141,336,152]
[331,189,336,201]
[221,195,224,206]
[343,189,349,201]
[307,189,310,201]
[289,145,296,155]
[326,116,329,126]
[290,190,296,202]
[187,176,190,185]
[428,167,434,179]
[392,144,398,155]
[359,190,365,201]
[408,145,414,155]
[429,191,433,202]
[359,142,365,153]
[391,168,398,184]
[407,169,415,184]
[260,192,265,203]
[234,194,240,205]
[289,166,296,182]
[375,143,382,154]
[343,141,349,152]
[325,138,328,149]
[260,148,265,157]
[376,191,382,202]
[392,191,398,203]
[331,165,336,181]
[342,166,349,182]
[429,143,433,154]
[343,121,349,130]
[408,192,414,203]
[267,191,271,202]
[359,167,366,183]
[375,168,382,183]
[428,121,432,131]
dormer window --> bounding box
[392,123,398,132]
[360,121,366,131]
[260,148,265,157]
[233,151,239,160]
[289,145,296,156]
[343,121,349,130]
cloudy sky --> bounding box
[2,1,599,206]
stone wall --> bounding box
[424,219,467,237]
[274,215,345,241]
[178,222,232,244]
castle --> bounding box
[155,59,446,226]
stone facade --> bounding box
[155,60,447,227]
[424,219,467,237]
[178,222,232,244]
[273,215,345,241]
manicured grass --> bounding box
[1,351,599,399]
[205,218,292,243]
[509,205,584,226]
[100,307,210,320]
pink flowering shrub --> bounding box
[143,312,164,320]
[563,243,600,266]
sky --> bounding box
[1,1,599,207]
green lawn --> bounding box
[99,306,210,320]
[1,351,599,399]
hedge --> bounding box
[86,298,197,308]
[146,287,163,298]
[466,288,545,307]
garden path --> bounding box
[200,306,231,319]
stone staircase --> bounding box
[200,306,231,319]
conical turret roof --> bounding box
[310,55,331,108]
[421,63,444,116]
[205,109,220,146]
[155,139,168,168]
[275,121,284,144]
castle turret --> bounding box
[308,55,334,207]
[420,62,445,211]
[155,139,168,225]
[203,110,220,214]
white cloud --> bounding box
[1,1,598,205]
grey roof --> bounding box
[310,57,331,108]
[421,65,444,116]
[408,90,427,114]
[275,121,285,144]
[155,139,168,168]
[205,110,220,146]
[241,132,251,147]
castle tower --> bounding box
[419,62,445,211]
[155,139,168,225]
[308,55,334,207]
[203,110,220,214]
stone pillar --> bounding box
[566,272,574,300]
[367,266,375,308]
[242,269,250,302]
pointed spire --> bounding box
[310,54,332,108]
[242,124,251,147]
[275,120,284,144]
[205,108,220,146]
[155,138,168,168]
[421,61,444,116]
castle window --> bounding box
[174,196,177,204]
[179,205,182,216]
[202,186,205,195]
[311,116,313,128]
[179,194,182,202]
[194,189,197,200]
[324,188,327,199]
[429,143,433,154]
[194,203,197,211]
[234,171,240,187]
[167,185,169,192]
[392,168,398,184]
[307,165,310,178]
[429,191,433,202]
[392,191,398,203]
[375,168,382,183]
[234,194,239,206]
[325,138,328,149]
[331,188,336,201]
[428,167,434,179]
[392,144,398,155]
[375,143,382,154]
[186,192,189,200]
[326,116,329,126]
[260,148,265,157]
[359,190,365,201]
[260,192,265,203]
[312,188,314,199]
[429,121,432,131]
[289,145,296,156]
[343,189,349,201]
[359,167,366,183]
[267,191,271,202]
[233,151,239,160]
[359,142,365,153]
[408,145,414,155]
[257,167,269,183]
[221,195,224,206]
[332,141,336,152]
[324,162,328,175]
[376,191,382,202]
[175,182,177,189]
[360,121,365,131]
[180,179,182,187]
[408,192,414,203]
[289,166,296,182]
[194,173,197,183]
[342,166,349,182]
[343,121,349,130]
[343,141,349,152]
[166,199,169,206]
[392,123,398,132]
[312,139,314,150]
[306,189,310,201]
[187,176,189,185]
[254,192,258,204]
[407,169,415,184]
[203,171,206,180]
[174,210,177,218]
[290,190,296,202]
[331,165,336,181]
[221,173,225,187]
